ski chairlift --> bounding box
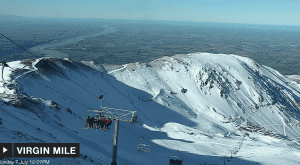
[84,95,137,130]
[169,150,185,165]
[84,110,112,131]
[137,137,151,153]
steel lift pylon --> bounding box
[84,95,137,165]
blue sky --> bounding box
[1,0,300,25]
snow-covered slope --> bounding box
[286,75,300,89]
[1,53,300,165]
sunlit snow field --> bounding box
[1,52,300,164]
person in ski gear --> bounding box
[90,117,95,128]
[104,118,111,130]
[101,118,106,129]
[95,118,101,129]
[86,116,91,128]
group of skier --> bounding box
[86,115,112,131]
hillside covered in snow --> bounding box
[1,52,300,165]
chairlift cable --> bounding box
[137,120,202,164]
[28,73,92,109]
[0,33,120,109]
[136,121,175,150]
[104,97,201,164]
[2,33,201,164]
[102,100,118,109]
[119,124,175,155]
[0,33,98,98]
[120,122,201,164]
[1,33,158,116]
[5,66,93,109]
[1,33,137,130]
[0,32,39,59]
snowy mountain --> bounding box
[1,52,300,165]
[287,75,300,88]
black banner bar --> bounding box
[13,143,79,157]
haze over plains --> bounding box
[1,0,300,26]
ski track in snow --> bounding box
[107,64,127,74]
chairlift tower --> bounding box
[84,95,137,165]
[1,61,9,80]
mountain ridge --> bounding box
[1,53,300,164]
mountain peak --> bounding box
[1,53,300,164]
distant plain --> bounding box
[1,16,300,75]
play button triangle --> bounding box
[3,147,7,153]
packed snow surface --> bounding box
[1,52,300,165]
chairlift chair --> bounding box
[169,150,185,165]
[169,156,183,165]
[84,95,108,130]
[84,95,136,131]
[137,137,151,153]
[84,109,109,130]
